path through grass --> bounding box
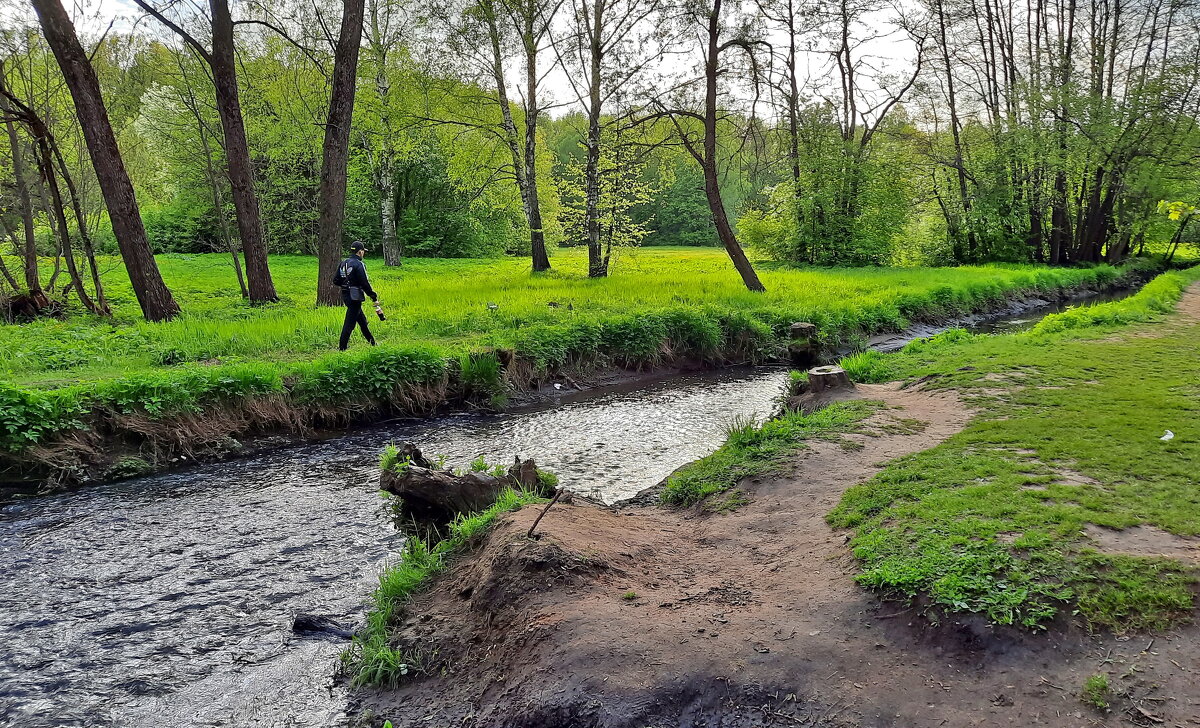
[830,268,1200,630]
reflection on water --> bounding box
[0,367,789,728]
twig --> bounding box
[874,608,912,620]
[527,488,564,539]
[1039,677,1067,691]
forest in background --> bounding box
[3,0,1200,322]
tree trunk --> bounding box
[1,92,42,297]
[703,0,764,292]
[368,0,402,267]
[48,132,110,314]
[584,0,605,277]
[210,0,277,303]
[30,0,179,321]
[197,116,248,297]
[34,134,101,314]
[523,37,551,272]
[316,0,367,306]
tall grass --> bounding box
[2,248,1121,385]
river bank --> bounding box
[0,261,1149,494]
[350,270,1200,727]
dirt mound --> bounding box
[353,384,1200,728]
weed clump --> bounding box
[661,400,879,507]
[1081,674,1111,710]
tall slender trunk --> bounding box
[369,0,402,267]
[210,0,277,303]
[43,132,108,314]
[935,0,976,261]
[316,0,367,306]
[584,0,605,277]
[1,88,41,297]
[30,0,179,320]
[523,27,551,272]
[481,0,549,271]
[34,133,101,314]
[197,114,247,297]
[702,0,764,292]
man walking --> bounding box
[332,241,379,350]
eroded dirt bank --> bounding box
[354,383,1200,727]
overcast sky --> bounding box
[7,0,920,124]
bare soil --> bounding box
[353,382,1200,728]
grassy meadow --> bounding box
[3,247,1123,387]
[0,247,1134,478]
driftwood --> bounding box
[380,443,546,526]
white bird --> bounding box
[1161,430,1175,441]
[553,383,563,390]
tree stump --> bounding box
[788,321,818,368]
[807,365,853,394]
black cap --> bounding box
[350,241,367,252]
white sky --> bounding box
[9,0,919,124]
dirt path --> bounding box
[355,370,1200,728]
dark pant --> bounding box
[339,295,375,350]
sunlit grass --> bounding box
[1,247,1119,386]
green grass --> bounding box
[0,248,1136,471]
[3,248,1124,386]
[660,400,881,506]
[1081,674,1112,710]
[829,267,1200,630]
[344,485,546,687]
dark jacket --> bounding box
[332,256,377,302]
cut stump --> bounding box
[807,365,853,394]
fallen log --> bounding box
[380,443,547,527]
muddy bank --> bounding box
[351,382,1200,728]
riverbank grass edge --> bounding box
[0,251,1145,485]
[827,266,1200,630]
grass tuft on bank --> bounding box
[661,400,880,507]
[344,484,547,687]
[829,266,1200,630]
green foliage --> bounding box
[0,383,86,453]
[838,350,893,384]
[344,486,546,686]
[0,250,1124,455]
[1081,674,1111,710]
[828,267,1200,630]
[661,400,879,506]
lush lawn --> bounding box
[2,248,1121,387]
[829,268,1200,630]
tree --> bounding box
[450,0,563,271]
[29,0,180,321]
[134,0,279,302]
[556,0,663,276]
[645,0,766,292]
[316,0,368,306]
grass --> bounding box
[660,400,881,506]
[0,248,1140,477]
[1081,674,1112,710]
[3,248,1127,386]
[828,266,1200,630]
[343,485,547,687]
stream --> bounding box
[0,286,1137,728]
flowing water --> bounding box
[0,286,1138,728]
[0,368,791,728]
